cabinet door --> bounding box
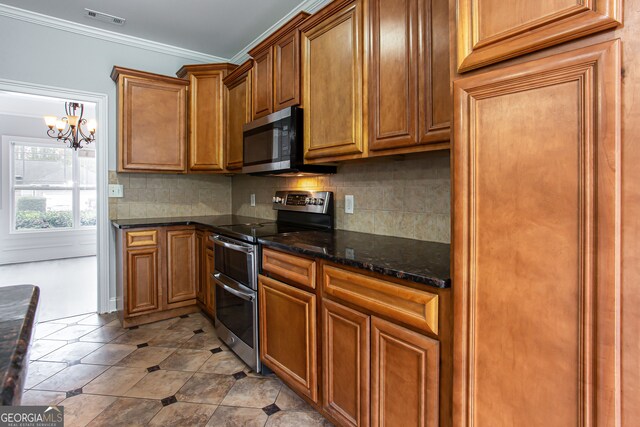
[322,299,370,427]
[258,274,317,402]
[301,0,366,162]
[166,229,197,305]
[188,71,225,171]
[195,231,204,303]
[453,41,620,426]
[252,49,273,119]
[369,0,450,153]
[274,31,301,111]
[455,0,621,72]
[204,246,215,315]
[126,247,160,315]
[226,71,251,170]
[371,316,439,427]
[118,75,187,172]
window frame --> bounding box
[9,137,96,234]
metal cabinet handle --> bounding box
[212,273,255,302]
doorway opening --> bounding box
[0,83,109,321]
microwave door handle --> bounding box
[272,128,280,159]
[212,273,255,302]
[211,236,253,254]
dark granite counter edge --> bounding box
[258,239,450,289]
[1,286,39,406]
[112,219,197,229]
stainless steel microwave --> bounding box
[242,107,336,176]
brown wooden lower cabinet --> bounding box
[166,229,198,307]
[371,316,439,427]
[118,226,200,327]
[125,246,160,316]
[195,230,204,303]
[322,299,370,427]
[322,298,440,427]
[258,274,318,402]
[204,245,215,316]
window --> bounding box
[10,139,96,232]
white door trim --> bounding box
[0,78,111,313]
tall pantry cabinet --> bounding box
[449,0,637,426]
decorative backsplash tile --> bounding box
[232,151,451,243]
[108,172,232,219]
[109,152,450,243]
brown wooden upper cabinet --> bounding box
[223,60,252,171]
[369,0,450,154]
[300,0,450,163]
[177,63,236,172]
[455,0,622,72]
[111,67,189,173]
[300,0,367,163]
[249,12,309,120]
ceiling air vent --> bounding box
[84,9,126,26]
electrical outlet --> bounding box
[250,193,256,207]
[345,195,354,214]
[108,184,124,198]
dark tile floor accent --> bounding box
[262,403,281,416]
[179,314,189,318]
[232,371,248,380]
[128,326,139,330]
[23,311,333,426]
[160,395,178,406]
[66,388,83,398]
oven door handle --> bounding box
[211,235,254,254]
[212,273,255,302]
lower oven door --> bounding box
[213,272,260,372]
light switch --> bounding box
[250,193,256,207]
[108,184,124,198]
[345,195,354,214]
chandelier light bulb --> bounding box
[87,119,97,133]
[44,116,57,128]
[67,115,79,127]
[56,120,66,131]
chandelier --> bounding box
[44,102,97,150]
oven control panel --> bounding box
[272,190,332,214]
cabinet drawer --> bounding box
[323,265,439,335]
[126,230,158,247]
[262,248,316,290]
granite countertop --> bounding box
[111,215,270,229]
[0,285,39,405]
[111,216,451,288]
[259,230,451,289]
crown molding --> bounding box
[0,4,228,63]
[228,0,333,64]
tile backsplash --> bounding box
[108,172,232,219]
[232,152,451,243]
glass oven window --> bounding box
[243,122,281,166]
[214,244,251,287]
[216,284,254,347]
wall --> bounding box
[232,152,451,243]
[108,172,232,219]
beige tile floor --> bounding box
[24,312,333,427]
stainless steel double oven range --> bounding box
[210,190,333,373]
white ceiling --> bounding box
[0,0,308,59]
